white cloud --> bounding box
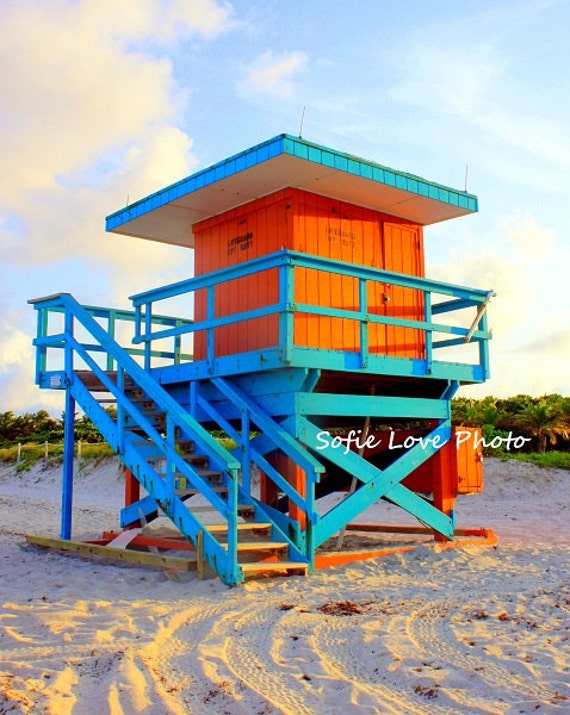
[0,315,63,412]
[428,213,568,397]
[0,329,30,372]
[237,50,307,98]
[0,0,233,413]
[386,5,570,193]
[0,0,231,275]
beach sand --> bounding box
[0,457,568,714]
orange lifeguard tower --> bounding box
[29,135,494,584]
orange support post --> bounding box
[124,468,141,528]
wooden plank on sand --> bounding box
[26,534,197,572]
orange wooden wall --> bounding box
[193,188,425,360]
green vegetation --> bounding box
[0,409,111,447]
[0,408,116,471]
[452,393,570,465]
[498,451,570,470]
[0,441,115,472]
[1,394,569,471]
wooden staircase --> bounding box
[78,371,309,580]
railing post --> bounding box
[36,307,48,384]
[226,461,239,582]
[133,304,142,342]
[174,320,182,365]
[241,407,251,495]
[424,289,432,373]
[144,303,152,370]
[279,261,294,363]
[116,367,125,455]
[189,380,198,418]
[106,311,116,372]
[359,278,368,368]
[206,285,215,372]
[166,414,175,495]
[305,466,316,572]
[478,309,491,379]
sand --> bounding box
[0,457,568,714]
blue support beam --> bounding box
[296,393,449,419]
[298,418,454,546]
[61,388,75,540]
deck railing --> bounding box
[29,295,193,378]
[129,250,492,380]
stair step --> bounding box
[175,486,228,496]
[196,468,222,480]
[125,388,145,399]
[128,396,157,405]
[240,561,309,575]
[182,454,209,466]
[236,541,289,553]
[76,370,118,391]
[187,504,255,517]
[206,523,272,535]
[170,470,222,487]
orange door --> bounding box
[382,222,425,358]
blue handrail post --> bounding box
[479,309,491,380]
[279,259,294,363]
[166,414,175,496]
[106,311,116,372]
[174,319,182,365]
[359,277,369,369]
[144,303,152,370]
[35,307,48,383]
[241,407,251,495]
[116,366,125,455]
[206,285,215,372]
[305,465,316,573]
[424,289,433,373]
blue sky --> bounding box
[1,0,569,414]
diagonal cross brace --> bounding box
[297,418,454,546]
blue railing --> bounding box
[29,295,193,378]
[129,250,492,380]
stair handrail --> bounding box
[30,293,240,478]
[31,292,246,583]
[195,379,323,517]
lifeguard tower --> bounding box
[29,135,494,585]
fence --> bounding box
[1,441,114,467]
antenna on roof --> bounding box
[299,106,306,138]
[464,163,469,193]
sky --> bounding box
[1,0,569,415]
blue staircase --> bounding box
[29,251,492,585]
[29,293,313,585]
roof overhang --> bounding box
[106,134,478,247]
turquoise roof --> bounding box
[106,134,478,247]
